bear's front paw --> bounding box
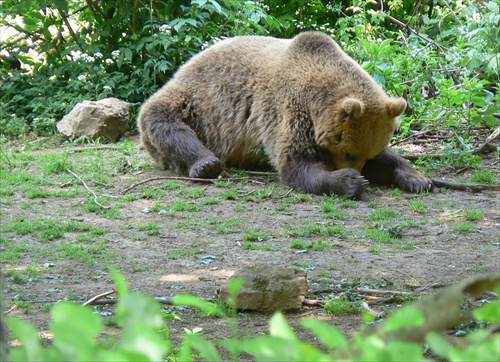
[189,157,222,178]
[396,172,433,193]
[331,168,369,199]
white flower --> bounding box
[159,24,172,33]
[111,50,120,58]
[103,85,112,90]
[71,50,82,60]
[105,58,113,64]
[77,74,88,81]
[94,52,103,58]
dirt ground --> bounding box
[2,135,499,352]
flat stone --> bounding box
[221,264,308,313]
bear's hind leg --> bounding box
[138,100,221,178]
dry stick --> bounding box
[67,169,111,209]
[362,302,386,319]
[86,297,174,306]
[431,179,500,192]
[82,290,116,306]
[68,146,118,153]
[122,176,260,194]
[4,305,16,315]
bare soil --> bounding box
[2,135,499,351]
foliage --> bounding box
[0,0,280,136]
[5,272,499,361]
[1,0,498,144]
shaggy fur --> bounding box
[138,32,433,197]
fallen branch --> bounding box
[67,169,111,209]
[82,290,116,306]
[431,179,500,192]
[362,302,386,319]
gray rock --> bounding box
[221,264,308,313]
[57,97,129,141]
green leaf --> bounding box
[119,326,169,361]
[183,334,222,361]
[5,317,43,361]
[473,301,500,322]
[269,312,298,342]
[50,302,103,359]
[483,115,498,127]
[117,292,163,329]
[123,48,133,62]
[173,294,221,316]
[382,307,425,332]
[110,267,127,297]
[226,277,244,296]
[300,318,347,350]
[426,332,453,359]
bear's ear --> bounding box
[386,98,406,118]
[341,98,364,121]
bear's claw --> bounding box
[189,157,222,179]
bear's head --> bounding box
[315,96,406,171]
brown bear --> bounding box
[137,32,433,198]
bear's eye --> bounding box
[345,153,356,162]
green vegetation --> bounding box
[5,271,498,361]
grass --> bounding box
[408,199,427,213]
[0,216,98,242]
[289,238,334,251]
[165,246,204,259]
[287,222,346,238]
[138,222,161,236]
[463,209,484,221]
[452,222,477,233]
[324,298,362,315]
[368,207,399,222]
[242,229,268,242]
[470,169,496,184]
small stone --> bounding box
[221,263,308,313]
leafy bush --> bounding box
[5,272,499,361]
[0,0,280,137]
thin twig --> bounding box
[86,297,174,306]
[82,290,116,306]
[122,176,252,194]
[386,14,448,51]
[4,305,16,315]
[67,169,111,209]
[67,146,118,153]
[362,302,386,319]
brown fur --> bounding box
[138,32,433,197]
